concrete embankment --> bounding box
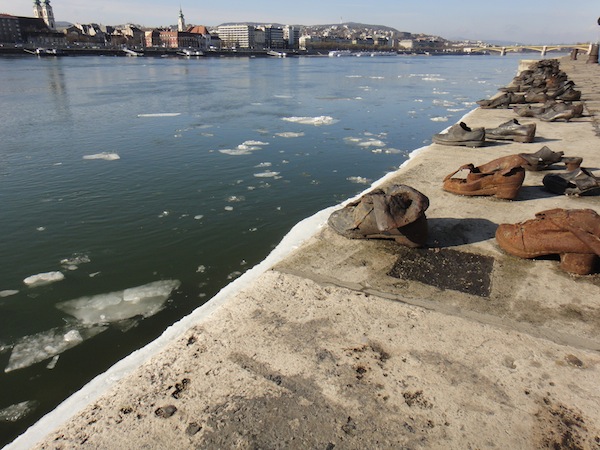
[8,57,600,449]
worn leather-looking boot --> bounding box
[328,184,430,247]
[432,122,485,147]
[496,208,600,274]
[486,119,536,143]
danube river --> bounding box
[0,52,543,444]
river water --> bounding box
[0,52,544,444]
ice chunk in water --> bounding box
[23,271,64,287]
[0,401,38,422]
[281,116,337,126]
[82,153,120,161]
[254,171,280,178]
[46,355,59,369]
[137,113,181,117]
[275,132,304,138]
[56,280,180,325]
[5,326,105,372]
[0,290,19,298]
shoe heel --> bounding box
[513,135,534,143]
[562,157,582,171]
[559,253,597,275]
[494,184,521,200]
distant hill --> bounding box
[217,21,405,33]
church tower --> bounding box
[40,0,55,29]
[178,7,185,32]
[33,0,43,20]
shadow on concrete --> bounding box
[427,217,497,247]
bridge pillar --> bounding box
[541,46,547,57]
[587,43,599,64]
[500,47,506,56]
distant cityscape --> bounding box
[0,1,582,55]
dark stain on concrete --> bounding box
[388,247,494,297]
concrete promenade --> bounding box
[9,57,600,449]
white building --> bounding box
[217,25,255,49]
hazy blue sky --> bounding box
[2,0,599,44]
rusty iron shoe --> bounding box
[486,119,536,143]
[442,155,527,200]
[496,208,600,275]
[327,184,430,247]
[432,122,485,148]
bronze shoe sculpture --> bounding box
[542,168,600,196]
[486,119,536,143]
[477,93,525,109]
[442,155,527,200]
[496,208,600,275]
[432,122,485,148]
[328,184,429,247]
[519,146,582,171]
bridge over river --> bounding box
[467,43,593,56]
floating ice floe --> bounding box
[137,113,181,117]
[219,148,252,156]
[344,137,386,148]
[275,131,304,138]
[430,116,449,122]
[23,271,64,287]
[281,116,337,126]
[433,99,457,107]
[347,176,371,185]
[0,401,39,422]
[0,290,19,298]
[227,271,242,280]
[5,326,106,372]
[447,108,466,112]
[218,140,268,156]
[224,206,234,211]
[60,254,91,271]
[55,280,180,326]
[83,153,120,161]
[254,171,280,178]
[46,354,59,369]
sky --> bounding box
[1,0,599,44]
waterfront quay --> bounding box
[8,57,600,449]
